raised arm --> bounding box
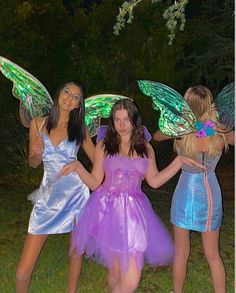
[82,126,95,163]
[145,143,205,189]
[28,118,44,168]
[153,130,175,142]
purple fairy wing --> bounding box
[96,125,109,142]
[143,126,152,142]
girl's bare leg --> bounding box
[172,225,190,293]
[108,257,120,291]
[112,258,141,293]
[16,233,48,293]
[202,229,226,293]
[68,245,83,293]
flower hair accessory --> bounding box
[195,120,215,137]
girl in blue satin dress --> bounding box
[16,81,95,293]
[153,85,234,293]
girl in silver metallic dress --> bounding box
[154,85,234,293]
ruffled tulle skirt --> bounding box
[71,186,174,271]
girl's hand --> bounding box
[59,160,81,176]
[31,135,44,157]
[178,155,206,170]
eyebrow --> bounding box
[114,116,129,119]
[65,87,81,95]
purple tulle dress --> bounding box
[71,154,174,271]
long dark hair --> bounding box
[46,81,86,145]
[103,99,149,158]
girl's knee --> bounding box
[174,248,190,260]
[122,274,141,292]
[204,250,221,263]
[16,267,31,282]
[70,252,81,259]
[129,277,140,291]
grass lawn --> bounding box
[0,179,234,293]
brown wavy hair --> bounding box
[103,99,149,158]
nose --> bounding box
[120,120,125,128]
[66,93,73,100]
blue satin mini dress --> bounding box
[171,150,222,232]
[28,133,90,234]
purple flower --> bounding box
[195,120,215,137]
[196,129,206,137]
[204,120,214,128]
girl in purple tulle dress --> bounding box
[60,99,205,293]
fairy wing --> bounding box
[0,56,53,127]
[85,94,131,137]
[213,82,234,132]
[138,80,196,136]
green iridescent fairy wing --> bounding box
[85,94,131,137]
[138,80,196,136]
[0,56,53,127]
[213,82,234,132]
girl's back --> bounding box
[175,135,224,173]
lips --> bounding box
[118,129,128,135]
[118,129,126,132]
[63,100,72,106]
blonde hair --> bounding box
[175,85,228,159]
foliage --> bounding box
[163,0,188,45]
[113,0,234,92]
[0,109,42,186]
[0,0,234,183]
[114,0,189,45]
[6,137,43,187]
[179,0,234,93]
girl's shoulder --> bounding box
[145,142,156,158]
[215,133,227,151]
[33,116,47,123]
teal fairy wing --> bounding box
[85,94,131,137]
[138,80,196,136]
[0,56,53,127]
[213,82,234,132]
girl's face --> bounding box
[113,109,133,138]
[58,84,82,112]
